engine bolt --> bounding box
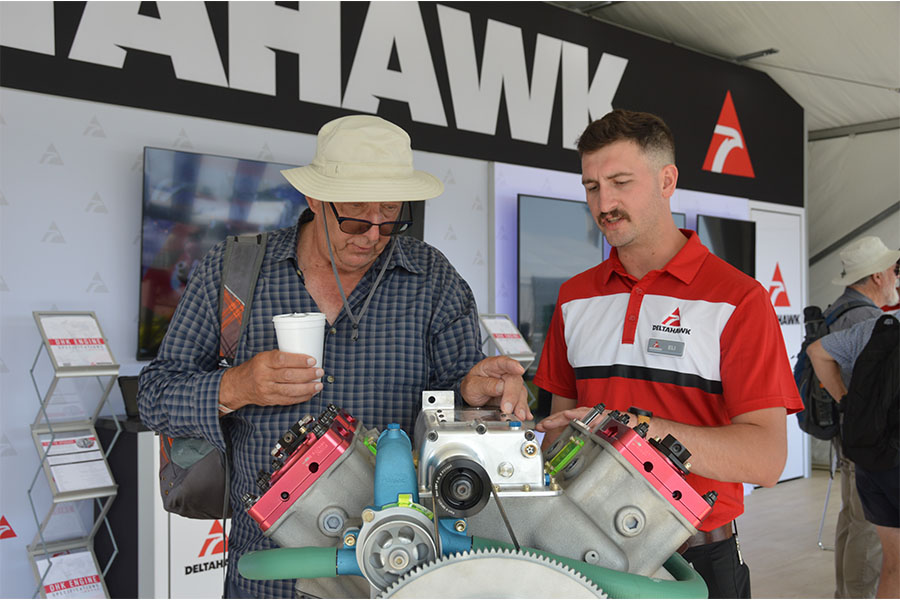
[343,533,356,547]
[362,509,375,522]
[522,442,539,457]
[497,462,514,478]
[522,484,531,492]
[389,549,410,569]
[454,520,466,532]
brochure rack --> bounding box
[27,311,120,599]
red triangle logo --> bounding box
[198,520,228,557]
[0,516,17,540]
[702,91,755,178]
[662,307,681,327]
[768,263,791,307]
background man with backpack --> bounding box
[808,311,900,599]
[821,236,900,598]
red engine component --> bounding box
[248,407,358,531]
[594,417,714,527]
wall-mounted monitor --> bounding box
[138,147,308,360]
[517,194,605,378]
[697,214,756,278]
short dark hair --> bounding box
[576,109,675,166]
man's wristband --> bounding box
[218,402,235,415]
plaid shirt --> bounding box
[138,211,484,598]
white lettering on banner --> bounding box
[2,3,628,151]
[343,2,447,126]
[228,2,341,106]
[437,4,561,144]
[561,41,629,150]
[69,2,227,87]
[0,2,55,55]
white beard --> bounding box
[887,286,900,307]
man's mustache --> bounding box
[597,209,629,226]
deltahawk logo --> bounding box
[0,516,17,540]
[661,307,681,327]
[198,521,227,557]
[184,521,228,576]
[702,91,755,178]
[652,308,691,335]
[768,263,791,307]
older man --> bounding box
[808,312,900,599]
[824,235,900,599]
[139,115,528,598]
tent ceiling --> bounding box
[550,1,900,136]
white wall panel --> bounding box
[0,88,488,599]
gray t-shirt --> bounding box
[826,288,883,385]
[820,310,899,372]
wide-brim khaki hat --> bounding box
[831,236,900,285]
[281,115,443,203]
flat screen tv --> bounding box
[697,214,756,278]
[517,194,605,379]
[138,147,308,360]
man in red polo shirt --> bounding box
[535,109,802,598]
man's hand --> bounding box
[219,350,324,412]
[536,406,592,449]
[460,356,531,420]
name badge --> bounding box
[647,338,685,357]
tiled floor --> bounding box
[739,467,845,598]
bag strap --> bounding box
[215,233,266,584]
[218,233,268,367]
[823,300,870,328]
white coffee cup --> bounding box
[272,313,327,375]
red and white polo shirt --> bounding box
[534,230,802,530]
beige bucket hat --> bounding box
[281,115,444,203]
[832,236,900,285]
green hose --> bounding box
[238,547,337,580]
[472,537,708,599]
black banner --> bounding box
[0,1,803,206]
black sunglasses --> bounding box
[328,202,412,236]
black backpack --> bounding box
[157,233,268,519]
[840,313,900,472]
[793,301,869,440]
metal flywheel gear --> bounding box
[379,548,606,598]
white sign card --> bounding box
[37,432,113,493]
[37,314,114,368]
[480,314,534,356]
[33,549,106,599]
